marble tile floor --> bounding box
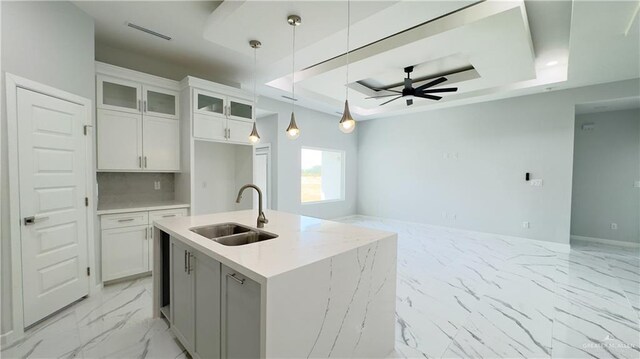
[2,215,638,358]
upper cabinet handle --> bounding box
[144,100,147,113]
[144,156,148,168]
[138,99,142,111]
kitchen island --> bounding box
[152,210,397,359]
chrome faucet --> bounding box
[236,184,268,228]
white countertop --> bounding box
[97,201,190,215]
[154,210,396,283]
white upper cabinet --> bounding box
[97,109,143,171]
[143,116,181,171]
[143,85,179,119]
[188,85,255,145]
[228,97,254,122]
[97,75,142,114]
[96,63,181,172]
[194,90,226,118]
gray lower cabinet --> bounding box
[221,266,261,359]
[194,251,222,359]
[169,237,259,358]
[171,240,195,352]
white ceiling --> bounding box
[75,0,640,120]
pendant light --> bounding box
[249,40,261,144]
[286,15,301,140]
[339,0,356,134]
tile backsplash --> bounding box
[97,172,175,207]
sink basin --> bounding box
[189,223,278,246]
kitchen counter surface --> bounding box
[154,209,395,283]
[97,200,190,215]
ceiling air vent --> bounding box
[126,22,171,41]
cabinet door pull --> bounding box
[144,100,147,113]
[144,156,148,168]
[138,156,142,168]
[162,214,176,218]
[150,227,153,239]
[145,227,148,239]
[227,273,245,285]
[184,250,188,273]
[138,99,142,111]
[117,218,135,222]
[187,252,193,274]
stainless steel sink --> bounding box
[189,223,278,246]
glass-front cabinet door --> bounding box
[228,97,254,122]
[97,75,142,114]
[143,85,179,119]
[194,89,226,118]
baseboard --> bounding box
[346,214,571,251]
[0,330,19,348]
[570,235,640,249]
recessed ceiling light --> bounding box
[546,60,558,67]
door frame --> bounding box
[254,144,272,210]
[4,73,97,342]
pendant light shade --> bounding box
[286,15,301,140]
[339,100,355,133]
[286,112,300,139]
[249,122,261,143]
[339,0,356,134]
[249,39,261,143]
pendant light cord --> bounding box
[253,46,257,105]
[292,23,296,113]
[346,0,350,101]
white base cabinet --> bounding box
[101,208,187,282]
[168,237,259,359]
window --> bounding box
[301,148,345,203]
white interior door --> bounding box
[254,146,270,209]
[17,88,89,327]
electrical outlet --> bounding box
[530,179,543,187]
[610,223,618,230]
[154,181,161,190]
[522,221,530,229]
[202,181,207,188]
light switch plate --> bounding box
[522,221,530,229]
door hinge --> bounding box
[85,197,89,207]
[83,125,93,136]
[86,267,90,276]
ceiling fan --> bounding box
[366,66,458,106]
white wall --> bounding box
[255,114,279,209]
[0,1,95,337]
[255,97,358,219]
[357,79,640,244]
[192,141,253,215]
[571,109,640,244]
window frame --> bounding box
[300,146,347,205]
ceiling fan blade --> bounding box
[406,99,413,106]
[373,89,401,94]
[421,87,458,93]
[404,78,412,90]
[366,94,401,99]
[415,93,442,101]
[415,77,448,91]
[379,96,402,106]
